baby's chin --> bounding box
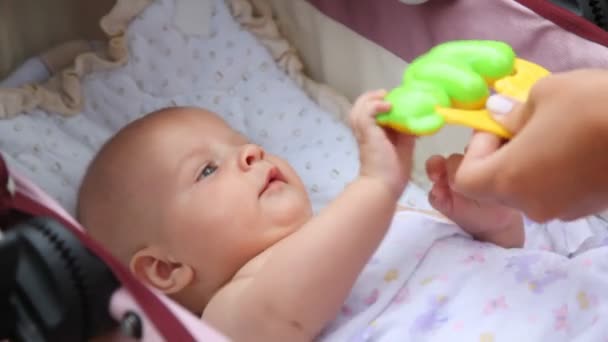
[263,192,312,229]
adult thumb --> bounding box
[486,94,532,135]
[454,95,530,198]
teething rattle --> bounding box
[377,40,550,139]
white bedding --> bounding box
[266,0,471,190]
[0,0,430,215]
[321,211,608,341]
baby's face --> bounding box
[144,109,312,287]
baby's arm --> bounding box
[207,178,398,341]
[204,91,415,341]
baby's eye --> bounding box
[197,163,218,181]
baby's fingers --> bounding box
[363,89,389,102]
[426,155,446,182]
[352,90,388,112]
[350,99,390,128]
[444,154,464,188]
[370,100,392,116]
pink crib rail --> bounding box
[306,0,608,70]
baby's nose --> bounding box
[238,144,265,170]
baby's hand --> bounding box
[350,90,416,199]
[426,154,524,248]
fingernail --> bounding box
[486,94,515,115]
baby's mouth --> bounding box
[260,166,286,196]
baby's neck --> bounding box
[202,246,276,317]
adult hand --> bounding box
[454,69,608,222]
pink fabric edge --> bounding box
[304,0,608,70]
[515,0,608,48]
[110,288,229,341]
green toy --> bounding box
[377,40,550,138]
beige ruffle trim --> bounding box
[0,0,352,121]
[0,0,152,119]
[227,0,352,121]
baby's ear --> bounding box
[130,247,194,294]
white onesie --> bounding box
[319,211,608,341]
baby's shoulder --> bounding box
[203,273,251,318]
[202,249,277,337]
[202,248,273,320]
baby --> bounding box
[77,91,605,341]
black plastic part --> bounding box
[580,0,608,30]
[0,217,119,342]
[551,0,608,30]
[120,311,143,339]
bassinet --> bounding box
[1,0,608,340]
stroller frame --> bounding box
[1,0,608,340]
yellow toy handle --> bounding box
[435,107,513,138]
[494,58,551,103]
[435,58,550,139]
